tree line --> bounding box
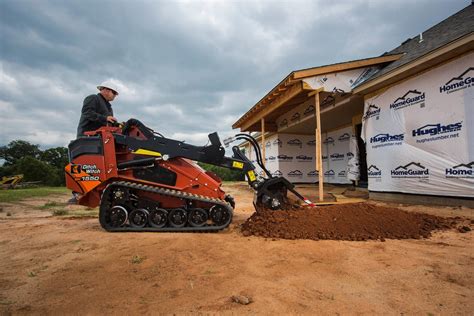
[0,140,244,187]
[0,140,68,186]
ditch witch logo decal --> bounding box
[362,104,380,121]
[338,133,350,142]
[390,90,425,110]
[304,105,315,116]
[287,139,302,148]
[445,162,474,178]
[439,67,473,94]
[367,165,382,178]
[370,133,404,148]
[273,138,282,148]
[391,162,429,178]
[287,170,303,177]
[412,121,462,143]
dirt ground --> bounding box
[0,183,473,315]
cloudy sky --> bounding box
[0,0,469,149]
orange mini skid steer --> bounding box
[65,119,314,232]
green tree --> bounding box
[0,140,41,166]
[40,147,69,169]
[198,162,245,181]
[15,156,61,186]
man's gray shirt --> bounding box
[77,93,113,137]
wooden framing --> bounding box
[233,54,405,131]
[292,54,403,80]
[239,81,309,131]
[261,118,266,166]
[314,91,324,201]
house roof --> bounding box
[355,4,474,89]
[232,54,402,130]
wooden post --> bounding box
[261,118,265,166]
[314,92,324,201]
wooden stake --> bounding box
[261,118,265,166]
[315,92,324,201]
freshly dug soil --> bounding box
[241,203,457,241]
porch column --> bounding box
[261,118,266,166]
[314,92,324,201]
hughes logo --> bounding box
[273,170,283,177]
[291,112,300,122]
[391,162,429,178]
[287,170,303,177]
[296,155,312,161]
[304,105,315,116]
[287,139,302,148]
[445,162,474,178]
[273,138,282,147]
[279,119,288,128]
[323,137,335,145]
[338,133,350,142]
[390,90,425,110]
[412,122,462,137]
[330,153,344,161]
[362,104,381,121]
[307,170,318,177]
[370,133,404,148]
[439,67,473,94]
[367,165,382,178]
[307,139,316,146]
[277,154,293,161]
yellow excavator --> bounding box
[1,174,24,189]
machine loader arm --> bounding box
[114,119,314,211]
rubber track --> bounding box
[99,180,233,232]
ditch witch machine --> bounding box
[65,119,314,232]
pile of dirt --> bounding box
[241,203,458,241]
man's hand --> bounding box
[107,116,118,123]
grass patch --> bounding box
[52,209,69,216]
[131,255,145,264]
[51,208,98,218]
[0,187,69,203]
[38,201,66,210]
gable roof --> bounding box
[355,4,474,90]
